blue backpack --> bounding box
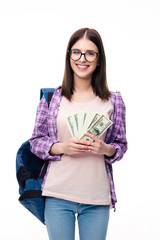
[16,88,55,224]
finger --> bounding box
[88,145,99,154]
[72,146,90,153]
[72,142,90,151]
[78,144,90,151]
[84,132,98,142]
[72,139,91,146]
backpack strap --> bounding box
[39,161,49,179]
[40,88,55,107]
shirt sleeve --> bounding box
[29,95,61,161]
[104,92,128,164]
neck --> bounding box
[73,75,92,93]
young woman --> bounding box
[29,28,127,240]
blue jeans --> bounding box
[44,196,110,240]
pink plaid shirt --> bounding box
[29,85,128,211]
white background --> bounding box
[0,0,160,239]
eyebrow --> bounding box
[72,48,97,52]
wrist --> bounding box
[50,142,64,155]
[104,143,116,157]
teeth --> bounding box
[77,65,88,69]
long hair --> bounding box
[61,28,110,100]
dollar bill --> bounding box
[80,115,113,142]
[77,112,97,139]
[65,111,113,141]
[66,115,75,138]
[87,113,101,130]
[72,112,79,138]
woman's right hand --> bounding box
[50,139,91,156]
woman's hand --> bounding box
[84,132,116,157]
[50,133,116,157]
[50,139,91,156]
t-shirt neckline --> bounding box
[71,96,99,106]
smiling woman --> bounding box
[61,28,110,101]
[69,38,99,86]
[29,27,128,240]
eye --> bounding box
[86,52,95,56]
[72,49,81,54]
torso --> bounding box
[42,95,113,205]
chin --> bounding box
[75,72,92,80]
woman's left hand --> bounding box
[84,132,116,157]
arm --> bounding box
[29,95,61,160]
[104,92,128,164]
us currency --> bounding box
[80,115,113,142]
[77,112,97,139]
[66,111,113,140]
[66,115,75,138]
[87,113,101,129]
[67,111,95,139]
[72,111,87,138]
[72,112,79,138]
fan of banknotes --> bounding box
[65,111,113,142]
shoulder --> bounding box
[50,85,62,99]
[55,85,62,93]
[38,85,62,108]
[109,91,126,119]
[110,91,123,101]
[110,91,125,107]
[49,85,62,111]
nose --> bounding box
[79,53,86,62]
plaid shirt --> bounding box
[29,85,128,211]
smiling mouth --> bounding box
[76,64,89,70]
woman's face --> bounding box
[70,38,99,81]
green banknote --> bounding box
[65,111,113,141]
[80,115,113,142]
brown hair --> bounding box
[61,28,110,100]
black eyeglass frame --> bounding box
[68,50,100,63]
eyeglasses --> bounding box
[69,49,99,63]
